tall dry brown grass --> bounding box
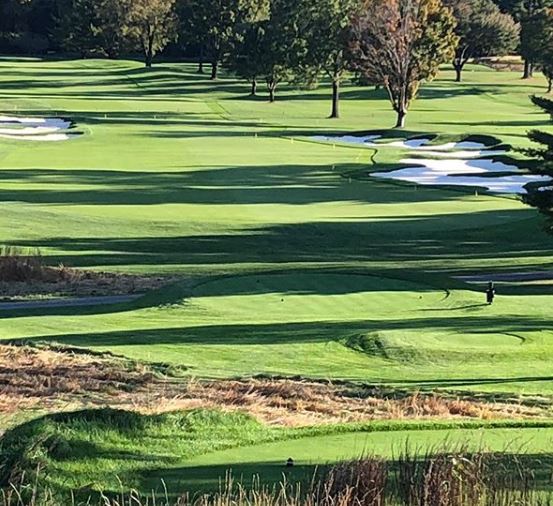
[2,451,552,506]
[0,247,47,283]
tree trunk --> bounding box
[330,79,340,119]
[198,47,204,73]
[453,48,468,83]
[211,60,218,80]
[145,49,153,68]
[145,34,154,68]
[395,109,406,128]
[523,59,534,79]
[250,77,257,96]
[454,63,463,83]
[267,79,276,102]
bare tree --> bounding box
[349,0,458,128]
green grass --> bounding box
[0,59,552,393]
[4,408,553,497]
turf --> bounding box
[4,408,553,496]
[0,58,552,393]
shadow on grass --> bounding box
[6,313,549,346]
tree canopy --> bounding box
[446,0,519,82]
[127,0,178,67]
[524,95,553,224]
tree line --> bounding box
[0,0,551,126]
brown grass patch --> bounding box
[0,245,181,299]
[173,379,545,426]
[0,344,548,431]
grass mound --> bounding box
[0,408,275,498]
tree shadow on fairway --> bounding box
[139,462,322,495]
[435,118,550,129]
[0,63,250,98]
[419,303,489,312]
[388,375,553,389]
[9,313,550,347]
[0,164,443,206]
[8,207,551,273]
[137,451,553,497]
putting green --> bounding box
[187,427,553,466]
[189,273,447,320]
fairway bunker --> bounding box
[373,156,549,194]
[0,115,80,141]
[311,133,550,194]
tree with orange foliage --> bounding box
[349,0,458,128]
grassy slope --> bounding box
[0,60,552,393]
[3,408,553,496]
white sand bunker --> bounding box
[311,133,549,194]
[312,134,430,149]
[0,115,78,142]
[312,134,504,155]
[373,157,550,194]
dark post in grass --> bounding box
[486,281,496,304]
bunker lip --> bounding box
[310,134,498,152]
[0,114,80,141]
[408,150,506,159]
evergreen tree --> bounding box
[533,7,553,92]
[493,0,553,78]
[524,95,553,222]
[519,0,553,78]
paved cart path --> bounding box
[0,294,142,311]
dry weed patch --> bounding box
[0,246,179,299]
[0,344,548,431]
